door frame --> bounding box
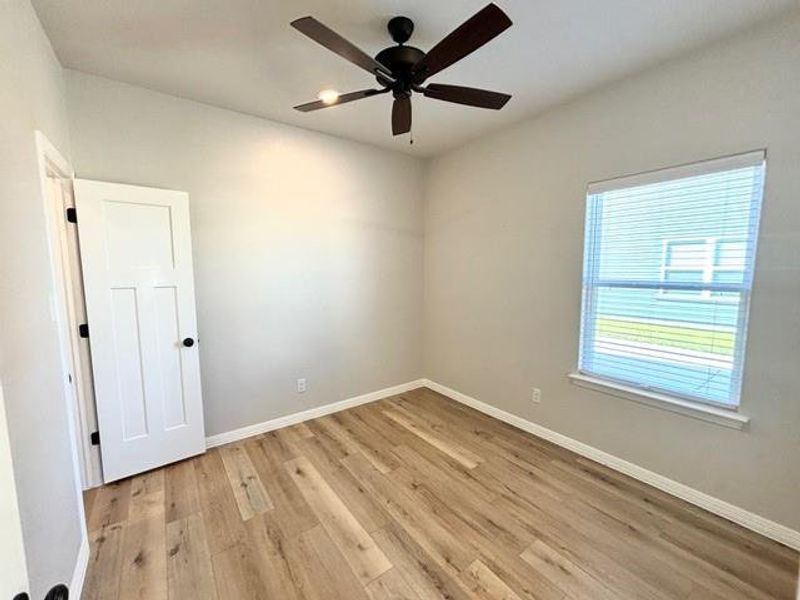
[35,131,102,491]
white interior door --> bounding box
[74,180,205,482]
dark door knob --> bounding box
[182,337,195,348]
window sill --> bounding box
[567,373,750,431]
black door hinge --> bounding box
[66,207,77,223]
[79,323,89,338]
[90,431,100,446]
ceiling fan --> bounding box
[291,3,513,137]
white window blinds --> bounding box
[579,151,765,408]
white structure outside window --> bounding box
[660,237,746,302]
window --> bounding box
[578,152,765,408]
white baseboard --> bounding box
[423,379,800,552]
[205,379,426,448]
[70,534,90,598]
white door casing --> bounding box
[45,174,103,488]
[74,180,205,482]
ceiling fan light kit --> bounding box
[291,3,513,138]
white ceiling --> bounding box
[33,0,796,157]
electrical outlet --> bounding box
[297,378,307,393]
[531,388,542,403]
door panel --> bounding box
[110,287,148,440]
[153,286,187,430]
[75,180,205,482]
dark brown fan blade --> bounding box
[392,96,411,136]
[291,17,393,77]
[294,88,389,112]
[413,3,511,83]
[422,83,510,109]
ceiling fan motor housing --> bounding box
[376,16,425,96]
[375,45,425,92]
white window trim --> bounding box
[568,372,750,430]
[587,150,765,195]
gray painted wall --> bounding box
[424,13,800,530]
[65,71,425,438]
[0,1,84,596]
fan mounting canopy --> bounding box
[387,16,414,44]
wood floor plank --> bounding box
[392,443,498,506]
[462,559,524,600]
[83,487,99,522]
[127,484,165,523]
[578,454,798,572]
[382,408,483,469]
[319,412,400,474]
[494,485,696,599]
[371,523,475,600]
[80,388,799,600]
[390,395,510,462]
[660,513,797,598]
[468,551,566,600]
[165,459,200,523]
[259,429,301,462]
[118,503,167,600]
[219,443,273,520]
[88,478,132,532]
[306,417,354,460]
[495,495,676,600]
[520,539,618,600]
[285,455,392,585]
[82,523,124,600]
[130,469,165,498]
[211,540,270,600]
[297,433,392,532]
[166,513,218,600]
[410,389,564,461]
[194,449,246,554]
[390,466,532,559]
[343,452,477,574]
[292,422,315,439]
[242,512,307,600]
[365,567,421,600]
[244,436,318,537]
[337,410,403,471]
[298,523,373,600]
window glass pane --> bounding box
[580,154,764,407]
[666,241,707,269]
[711,269,744,299]
[662,270,704,299]
[715,240,746,268]
[664,270,704,283]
